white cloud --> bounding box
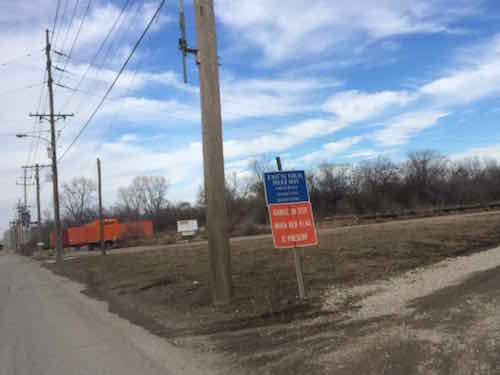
[55,1,171,63]
[297,136,363,164]
[223,117,346,159]
[57,136,205,210]
[64,67,340,125]
[283,118,346,138]
[220,76,340,121]
[420,34,500,105]
[345,149,378,159]
[216,0,480,62]
[451,144,500,161]
[323,90,413,123]
[374,110,449,146]
[98,96,201,124]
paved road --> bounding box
[0,252,212,375]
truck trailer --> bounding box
[50,218,153,250]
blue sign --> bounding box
[264,170,309,205]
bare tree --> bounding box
[403,150,448,206]
[116,176,169,230]
[61,177,97,225]
[247,158,274,224]
[136,176,169,217]
[116,187,141,220]
[316,163,351,215]
[357,157,401,212]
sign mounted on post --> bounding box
[264,170,309,204]
[264,170,317,249]
[268,201,317,248]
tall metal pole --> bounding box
[35,164,42,244]
[276,156,306,300]
[193,0,232,304]
[97,158,106,255]
[46,29,63,262]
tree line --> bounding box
[55,150,500,233]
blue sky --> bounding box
[2,0,500,232]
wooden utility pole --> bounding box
[9,221,17,251]
[16,169,33,210]
[23,168,28,208]
[22,164,50,244]
[46,29,62,262]
[16,169,34,251]
[35,164,42,244]
[16,200,24,251]
[193,0,232,304]
[97,158,106,255]
[30,32,73,261]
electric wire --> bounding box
[0,49,43,68]
[53,0,70,50]
[58,0,81,61]
[50,0,62,44]
[59,0,166,162]
[59,0,144,135]
[0,83,45,98]
[56,0,92,84]
[75,4,154,138]
[60,0,132,113]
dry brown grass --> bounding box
[46,211,500,337]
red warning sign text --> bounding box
[268,202,317,248]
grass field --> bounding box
[46,211,500,337]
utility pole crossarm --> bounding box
[21,164,51,169]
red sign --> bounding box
[268,202,317,248]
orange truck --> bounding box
[50,218,153,250]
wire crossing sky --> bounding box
[1,0,500,233]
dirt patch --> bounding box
[44,211,500,374]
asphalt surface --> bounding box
[0,252,213,375]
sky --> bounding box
[1,0,500,234]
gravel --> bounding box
[322,246,500,321]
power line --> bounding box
[59,0,166,161]
[54,0,83,87]
[59,4,151,137]
[60,0,143,134]
[59,0,81,56]
[53,0,70,50]
[60,0,132,113]
[95,0,137,71]
[50,0,62,44]
[26,66,48,174]
[0,83,45,98]
[0,49,43,68]
[57,0,93,83]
